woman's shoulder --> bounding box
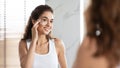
[53,38,65,47]
[73,36,108,68]
[19,39,27,50]
[19,39,26,46]
[53,38,65,53]
[53,38,64,44]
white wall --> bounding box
[46,0,80,68]
[80,0,91,43]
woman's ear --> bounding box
[32,19,36,24]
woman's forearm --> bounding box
[24,41,37,68]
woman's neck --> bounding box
[37,35,48,46]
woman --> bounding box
[19,5,67,68]
[73,0,120,68]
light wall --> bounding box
[46,0,80,68]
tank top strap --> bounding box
[26,39,31,50]
[49,39,57,54]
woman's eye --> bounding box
[50,21,53,23]
[42,19,47,21]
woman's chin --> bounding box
[43,31,51,35]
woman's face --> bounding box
[37,11,54,35]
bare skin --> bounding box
[19,11,67,68]
[73,36,109,68]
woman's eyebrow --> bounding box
[42,16,48,19]
[41,16,54,20]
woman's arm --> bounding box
[19,20,40,68]
[19,40,36,68]
[54,38,67,68]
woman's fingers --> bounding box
[33,19,41,28]
[31,19,40,41]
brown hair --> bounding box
[22,5,54,40]
[86,0,120,67]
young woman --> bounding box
[19,5,67,68]
[73,0,120,68]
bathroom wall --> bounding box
[46,0,80,68]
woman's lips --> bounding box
[44,27,51,32]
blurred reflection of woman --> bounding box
[19,5,67,68]
[73,0,120,68]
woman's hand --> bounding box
[31,19,40,42]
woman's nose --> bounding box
[46,21,52,26]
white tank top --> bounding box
[26,39,59,68]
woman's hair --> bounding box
[22,5,54,40]
[86,0,120,67]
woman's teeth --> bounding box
[44,27,50,31]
